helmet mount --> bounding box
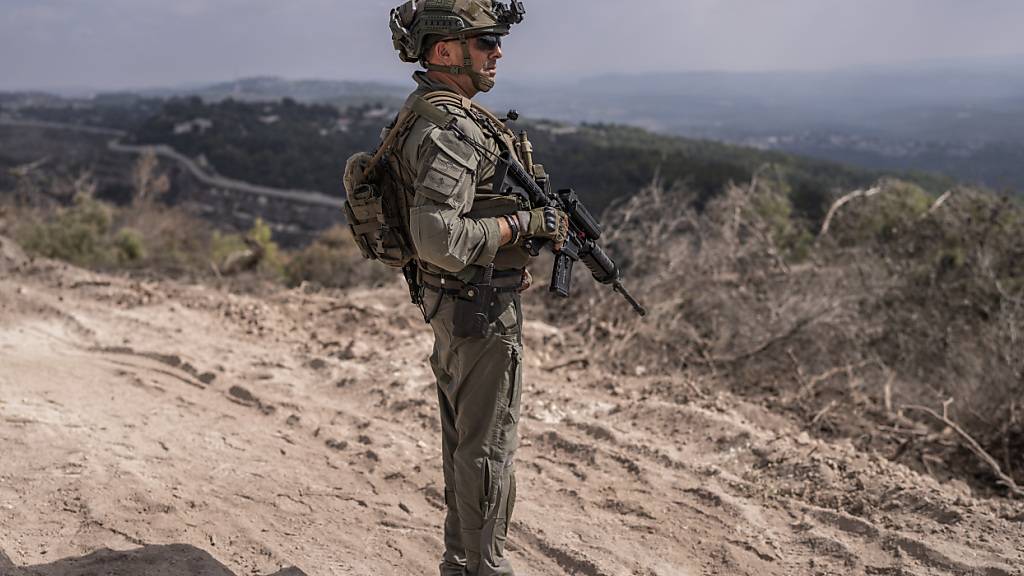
[494,1,525,27]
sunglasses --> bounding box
[473,33,502,51]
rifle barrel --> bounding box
[614,281,648,317]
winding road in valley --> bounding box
[1,117,344,209]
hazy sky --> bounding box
[3,0,1024,91]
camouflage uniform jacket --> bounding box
[391,71,532,281]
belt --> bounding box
[420,268,525,293]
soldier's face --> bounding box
[471,33,503,80]
[439,35,503,79]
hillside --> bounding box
[8,61,1024,195]
[2,111,1023,571]
[122,96,953,222]
[4,89,958,223]
[1,233,1022,575]
[2,145,1024,575]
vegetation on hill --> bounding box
[1,158,285,281]
[523,122,953,221]
[5,95,164,132]
[5,83,1022,498]
[141,76,407,107]
[1,147,391,290]
[4,113,1022,497]
[5,92,959,226]
[132,97,383,195]
[546,176,1024,497]
[124,96,956,222]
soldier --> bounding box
[381,1,566,575]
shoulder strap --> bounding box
[360,95,420,181]
[422,92,512,135]
[367,91,460,165]
[411,93,456,129]
[418,91,523,163]
[358,89,469,180]
[363,90,523,177]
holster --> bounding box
[402,260,422,306]
[453,264,495,339]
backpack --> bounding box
[343,91,521,269]
[342,106,419,269]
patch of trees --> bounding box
[10,97,165,132]
[133,97,383,196]
[522,122,953,221]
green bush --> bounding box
[17,196,219,276]
[247,218,283,276]
[113,228,146,264]
[15,197,394,291]
[211,219,284,277]
[832,180,932,246]
[210,230,248,265]
[750,186,814,261]
[18,196,116,267]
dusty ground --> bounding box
[1,235,1022,576]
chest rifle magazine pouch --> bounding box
[453,265,495,339]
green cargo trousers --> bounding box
[426,288,523,576]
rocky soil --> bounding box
[1,235,1022,576]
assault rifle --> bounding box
[491,149,647,317]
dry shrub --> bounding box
[551,174,1024,493]
[14,195,221,275]
[858,189,1024,478]
[117,201,215,275]
[284,225,393,289]
[8,181,388,290]
[548,175,829,376]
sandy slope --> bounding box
[1,238,1022,576]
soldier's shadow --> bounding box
[0,545,307,576]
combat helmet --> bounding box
[391,0,525,92]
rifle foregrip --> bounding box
[581,243,619,285]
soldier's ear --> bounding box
[434,41,453,65]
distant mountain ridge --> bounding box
[137,77,408,107]
[483,55,1024,138]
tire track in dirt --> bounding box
[513,382,1023,576]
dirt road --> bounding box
[1,236,1021,575]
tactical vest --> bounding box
[344,90,530,270]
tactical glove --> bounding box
[519,207,569,250]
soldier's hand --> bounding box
[521,207,569,250]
